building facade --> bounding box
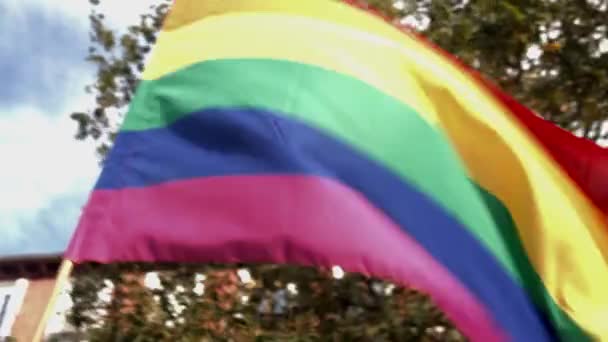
[0,255,72,341]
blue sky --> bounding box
[0,0,154,257]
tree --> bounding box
[67,0,608,340]
[365,0,608,139]
[66,263,460,341]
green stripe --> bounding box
[474,184,588,341]
[124,58,505,265]
[122,58,587,339]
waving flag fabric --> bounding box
[66,1,608,341]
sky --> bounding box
[1,0,606,259]
[0,0,156,257]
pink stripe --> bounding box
[67,175,505,341]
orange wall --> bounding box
[11,278,55,341]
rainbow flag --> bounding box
[66,1,608,340]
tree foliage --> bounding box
[366,0,608,138]
[66,263,460,341]
[67,0,608,340]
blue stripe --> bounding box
[99,107,554,341]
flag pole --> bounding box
[32,259,74,342]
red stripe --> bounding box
[342,0,608,215]
[486,86,608,214]
[67,175,506,341]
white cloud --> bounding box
[2,0,89,29]
[3,0,159,31]
[0,0,162,256]
[98,0,163,31]
[0,107,99,214]
[0,104,101,255]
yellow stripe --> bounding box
[401,36,608,339]
[156,1,608,338]
[163,0,406,43]
[144,13,439,125]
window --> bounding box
[0,279,28,338]
[0,292,11,333]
